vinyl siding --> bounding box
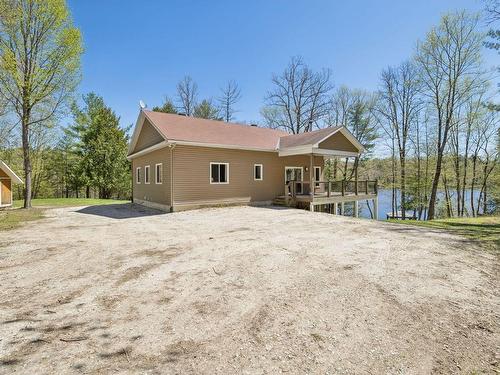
[172,145,323,205]
[132,147,171,206]
[319,131,359,152]
[132,119,164,154]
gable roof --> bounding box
[0,160,23,184]
[141,110,288,151]
[127,110,364,157]
[279,127,341,148]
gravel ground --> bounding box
[0,204,499,374]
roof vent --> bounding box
[178,113,187,116]
[250,124,258,127]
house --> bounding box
[0,160,23,208]
[127,110,378,215]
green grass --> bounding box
[0,208,45,231]
[390,216,500,251]
[13,198,129,208]
[1,198,129,231]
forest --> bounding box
[0,1,498,220]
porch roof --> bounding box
[0,160,23,184]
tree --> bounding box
[262,56,333,134]
[71,93,130,199]
[193,98,221,120]
[377,61,421,219]
[218,80,242,122]
[152,97,178,114]
[176,76,198,116]
[415,11,484,219]
[0,0,82,208]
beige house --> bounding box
[0,161,23,208]
[127,110,377,214]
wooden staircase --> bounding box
[272,195,288,206]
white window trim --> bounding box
[136,167,141,184]
[155,163,163,184]
[254,164,263,181]
[314,166,321,187]
[210,162,229,184]
[145,165,150,184]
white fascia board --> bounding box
[0,161,23,184]
[127,141,169,160]
[312,148,360,157]
[278,145,314,156]
[170,140,278,153]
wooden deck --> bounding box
[278,180,379,218]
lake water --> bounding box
[344,189,484,220]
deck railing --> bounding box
[285,179,377,204]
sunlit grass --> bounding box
[13,198,129,208]
[390,216,500,252]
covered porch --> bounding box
[277,127,378,219]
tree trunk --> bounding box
[427,148,444,220]
[86,185,90,198]
[400,153,406,220]
[21,116,32,208]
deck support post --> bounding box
[333,202,338,215]
[354,201,359,218]
[340,202,344,215]
[373,197,378,220]
[309,153,314,197]
[310,202,315,212]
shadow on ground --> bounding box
[76,203,166,219]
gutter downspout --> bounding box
[170,143,176,212]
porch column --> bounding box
[373,197,378,220]
[354,201,359,218]
[309,153,314,196]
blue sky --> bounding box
[67,0,494,129]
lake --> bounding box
[346,189,484,220]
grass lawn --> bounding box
[390,216,500,251]
[0,208,45,231]
[12,198,129,208]
[1,198,129,231]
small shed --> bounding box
[0,160,23,208]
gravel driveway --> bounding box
[0,204,498,374]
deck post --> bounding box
[340,202,344,215]
[354,201,359,218]
[309,154,314,197]
[333,202,338,215]
[310,202,315,212]
[373,197,378,220]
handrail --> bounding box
[287,179,378,198]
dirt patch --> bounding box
[0,205,498,374]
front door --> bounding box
[285,167,303,194]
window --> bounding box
[254,164,263,181]
[155,163,163,184]
[145,165,150,184]
[314,166,321,187]
[210,162,229,184]
[136,167,141,184]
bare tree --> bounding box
[262,56,333,134]
[176,76,198,116]
[415,11,485,219]
[218,80,241,122]
[377,61,422,219]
